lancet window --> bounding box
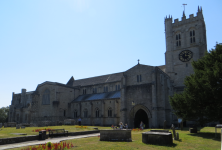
[42,89,50,105]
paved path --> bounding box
[0,133,100,150]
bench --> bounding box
[49,129,68,137]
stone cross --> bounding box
[163,120,166,129]
[171,124,176,140]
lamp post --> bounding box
[132,101,135,128]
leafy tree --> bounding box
[170,43,222,126]
[0,106,9,123]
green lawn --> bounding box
[3,127,222,150]
[0,125,96,138]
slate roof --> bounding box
[73,72,123,87]
[71,90,121,102]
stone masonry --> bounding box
[8,7,207,128]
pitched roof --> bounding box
[73,72,123,87]
[66,76,74,86]
[71,90,121,102]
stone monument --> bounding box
[142,130,172,145]
[16,124,20,129]
[100,129,132,142]
[171,124,176,140]
[176,132,179,140]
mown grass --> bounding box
[6,127,222,150]
[0,125,96,138]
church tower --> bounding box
[165,6,207,90]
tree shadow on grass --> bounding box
[187,132,221,141]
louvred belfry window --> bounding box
[190,30,195,43]
[176,34,181,46]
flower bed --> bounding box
[132,128,142,131]
[32,128,52,132]
[75,126,87,129]
[21,141,74,150]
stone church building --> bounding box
[8,7,207,128]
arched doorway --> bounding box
[134,109,148,128]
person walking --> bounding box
[140,121,144,130]
[78,117,81,126]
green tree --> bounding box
[170,43,222,126]
[0,106,9,123]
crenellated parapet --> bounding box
[165,6,204,28]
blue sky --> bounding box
[0,0,221,108]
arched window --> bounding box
[190,30,195,43]
[84,109,88,118]
[74,110,77,118]
[95,108,99,118]
[108,108,112,117]
[42,89,50,105]
[176,33,181,46]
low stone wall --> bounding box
[100,129,132,142]
[68,130,100,136]
[0,135,39,145]
[0,130,99,145]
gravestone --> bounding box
[21,126,25,129]
[163,120,166,129]
[0,123,2,128]
[176,132,179,140]
[221,129,222,149]
[4,123,7,128]
[171,124,176,140]
[16,125,20,129]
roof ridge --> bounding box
[74,72,123,81]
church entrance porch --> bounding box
[134,109,148,129]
